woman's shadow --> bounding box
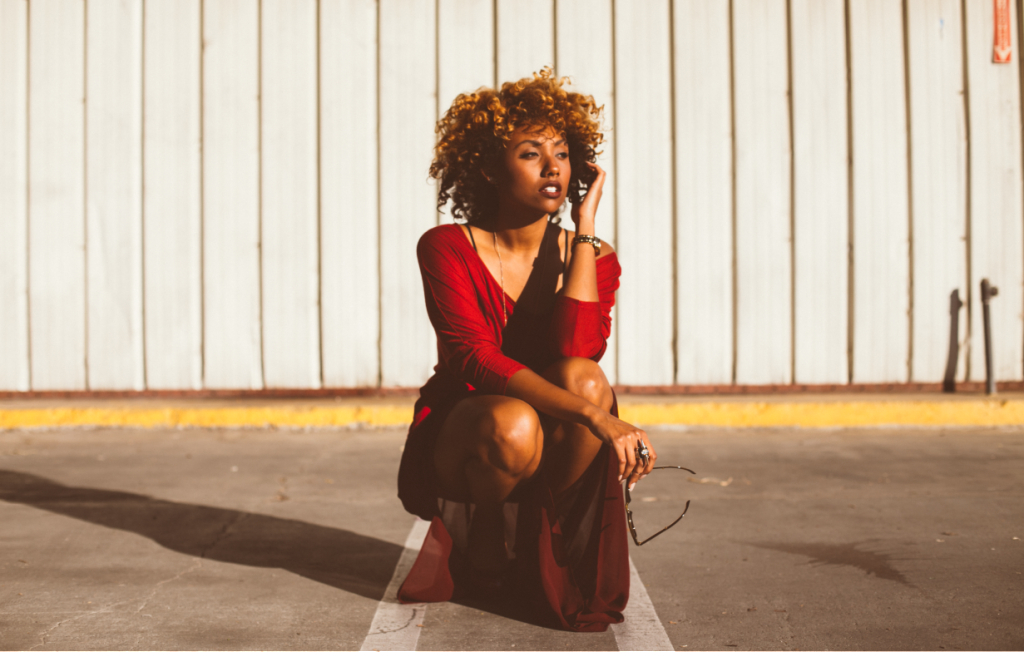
[0,469,402,601]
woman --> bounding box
[396,68,657,632]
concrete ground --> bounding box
[0,425,1021,650]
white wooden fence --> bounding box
[1,0,1022,392]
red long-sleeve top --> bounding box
[416,223,621,400]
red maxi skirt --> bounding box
[395,391,630,632]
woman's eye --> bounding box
[520,152,538,159]
[557,152,569,159]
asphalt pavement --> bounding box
[1,424,1021,650]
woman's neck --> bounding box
[489,205,551,255]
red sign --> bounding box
[994,0,1012,63]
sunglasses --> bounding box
[624,465,696,546]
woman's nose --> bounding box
[543,158,560,177]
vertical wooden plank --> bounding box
[556,0,617,383]
[203,0,263,389]
[673,0,733,386]
[86,0,144,390]
[320,0,379,388]
[496,0,553,83]
[28,0,86,390]
[791,0,849,385]
[379,0,437,387]
[965,0,1024,381]
[260,0,320,388]
[907,0,968,382]
[0,0,29,391]
[438,0,494,110]
[849,0,910,383]
[144,0,203,390]
[733,0,792,385]
[614,0,674,386]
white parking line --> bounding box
[611,557,675,651]
[359,518,432,652]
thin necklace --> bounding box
[492,230,507,327]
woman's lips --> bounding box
[539,182,562,198]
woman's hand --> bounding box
[588,410,656,489]
[570,162,605,233]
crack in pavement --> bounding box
[369,606,422,635]
[28,598,137,651]
[134,557,203,615]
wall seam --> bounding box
[902,0,915,382]
[24,0,33,391]
[786,0,796,385]
[611,0,620,381]
[961,0,973,381]
[316,0,325,388]
[140,0,148,390]
[376,0,383,388]
[83,0,90,391]
[199,0,207,389]
[845,0,854,384]
[257,0,266,389]
[729,0,738,385]
[668,0,678,385]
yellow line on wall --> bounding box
[1,399,1023,430]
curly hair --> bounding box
[430,67,605,225]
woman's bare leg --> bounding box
[434,396,543,572]
[540,357,615,496]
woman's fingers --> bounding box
[638,430,657,477]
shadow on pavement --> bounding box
[0,469,403,601]
[747,540,912,586]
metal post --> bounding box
[981,279,999,395]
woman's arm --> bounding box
[505,366,655,486]
[558,162,605,302]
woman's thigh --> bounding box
[433,395,544,504]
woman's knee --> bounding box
[478,400,543,478]
[544,357,613,409]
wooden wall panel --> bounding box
[28,0,86,390]
[556,0,617,383]
[438,0,494,111]
[0,0,29,391]
[673,0,733,385]
[614,0,674,385]
[379,0,437,387]
[907,0,968,382]
[733,0,792,385]
[320,0,379,388]
[791,0,848,385]
[965,0,1024,381]
[202,0,263,389]
[86,0,145,390]
[260,0,321,388]
[496,0,554,83]
[849,0,911,383]
[143,0,203,390]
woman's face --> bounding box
[491,124,571,217]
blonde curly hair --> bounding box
[430,67,605,225]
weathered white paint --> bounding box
[320,0,380,388]
[849,0,911,383]
[791,0,849,385]
[28,0,87,391]
[496,0,554,83]
[733,0,792,386]
[202,0,263,389]
[86,0,145,391]
[965,0,1024,381]
[556,0,617,383]
[143,0,203,390]
[0,0,29,391]
[610,557,674,651]
[907,0,968,383]
[614,0,674,386]
[673,0,734,386]
[260,0,321,389]
[379,0,438,387]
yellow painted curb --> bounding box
[0,406,416,430]
[1,400,1023,430]
[617,400,1024,428]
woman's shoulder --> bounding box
[417,223,475,270]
